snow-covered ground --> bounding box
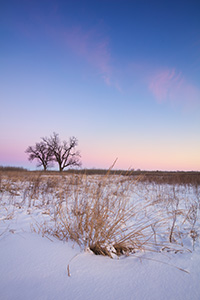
[0,175,200,300]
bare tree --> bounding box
[42,132,81,172]
[25,141,54,171]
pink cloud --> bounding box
[148,68,200,108]
[15,5,113,87]
[63,27,112,85]
[149,68,181,102]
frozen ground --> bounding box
[0,176,200,300]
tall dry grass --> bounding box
[0,169,199,256]
[39,173,175,257]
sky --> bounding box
[0,0,200,171]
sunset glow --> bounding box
[1,0,200,171]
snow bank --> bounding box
[0,209,200,300]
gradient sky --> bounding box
[1,0,200,171]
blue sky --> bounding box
[1,0,200,170]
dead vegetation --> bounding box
[0,169,199,256]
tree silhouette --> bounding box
[42,132,81,172]
[25,141,54,171]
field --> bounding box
[0,169,200,299]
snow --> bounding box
[0,177,200,300]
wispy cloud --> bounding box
[10,3,113,87]
[148,68,182,102]
[63,27,112,85]
[148,68,200,108]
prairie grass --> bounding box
[0,169,199,256]
[47,173,160,256]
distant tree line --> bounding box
[25,132,81,172]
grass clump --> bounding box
[46,173,163,257]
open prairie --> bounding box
[0,170,200,299]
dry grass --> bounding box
[0,169,199,257]
[38,173,178,257]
